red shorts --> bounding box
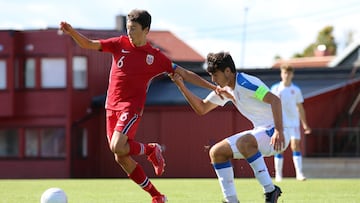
[106,109,141,143]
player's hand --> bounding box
[59,21,73,35]
[168,73,184,87]
[215,86,235,102]
[304,127,312,135]
[270,129,285,152]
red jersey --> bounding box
[100,36,175,113]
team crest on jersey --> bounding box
[146,54,154,65]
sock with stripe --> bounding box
[128,163,161,197]
[213,161,239,203]
[247,151,274,193]
[127,140,145,155]
[293,151,303,175]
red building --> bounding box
[0,28,359,179]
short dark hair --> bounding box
[127,9,151,30]
[206,52,236,74]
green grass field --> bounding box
[0,178,359,203]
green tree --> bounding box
[293,25,337,58]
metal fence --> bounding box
[305,128,360,157]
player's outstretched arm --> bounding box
[170,73,217,115]
[59,21,101,50]
[174,66,216,91]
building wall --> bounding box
[91,105,291,178]
[0,29,111,178]
[0,31,16,117]
[90,79,360,178]
[1,29,359,179]
[303,79,360,156]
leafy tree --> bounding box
[289,26,337,58]
[315,25,336,55]
[306,26,336,57]
[273,54,282,60]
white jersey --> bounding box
[271,82,303,127]
[204,72,274,128]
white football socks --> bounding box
[213,161,239,202]
[293,151,304,177]
[247,151,274,193]
[274,154,284,180]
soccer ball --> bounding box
[40,187,68,203]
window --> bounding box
[25,129,39,157]
[25,127,66,158]
[40,128,66,158]
[41,58,66,88]
[81,130,88,157]
[14,59,20,89]
[25,58,36,88]
[0,60,6,89]
[0,127,66,159]
[73,56,87,89]
[0,129,19,157]
[73,128,88,158]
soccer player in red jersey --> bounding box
[60,9,216,203]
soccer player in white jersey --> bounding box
[271,64,311,182]
[170,52,289,203]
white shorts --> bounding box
[284,127,301,140]
[226,126,290,159]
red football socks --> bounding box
[129,164,161,197]
[127,140,143,155]
[127,140,154,156]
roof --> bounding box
[272,56,335,68]
[147,31,204,62]
[92,68,360,107]
[135,68,360,106]
[29,28,205,64]
[328,40,360,67]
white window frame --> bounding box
[25,58,36,88]
[0,60,6,89]
[72,56,88,89]
[41,58,66,88]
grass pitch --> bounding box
[0,178,359,203]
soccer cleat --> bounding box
[265,185,282,203]
[274,171,282,182]
[275,174,282,182]
[152,194,167,203]
[147,143,165,176]
[296,173,307,181]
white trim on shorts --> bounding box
[226,126,290,159]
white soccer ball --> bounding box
[40,187,68,203]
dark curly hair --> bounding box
[206,51,236,74]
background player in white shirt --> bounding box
[171,52,289,203]
[271,64,311,182]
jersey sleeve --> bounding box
[153,49,175,74]
[99,36,122,53]
[204,91,230,106]
[296,88,304,103]
[237,73,270,101]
